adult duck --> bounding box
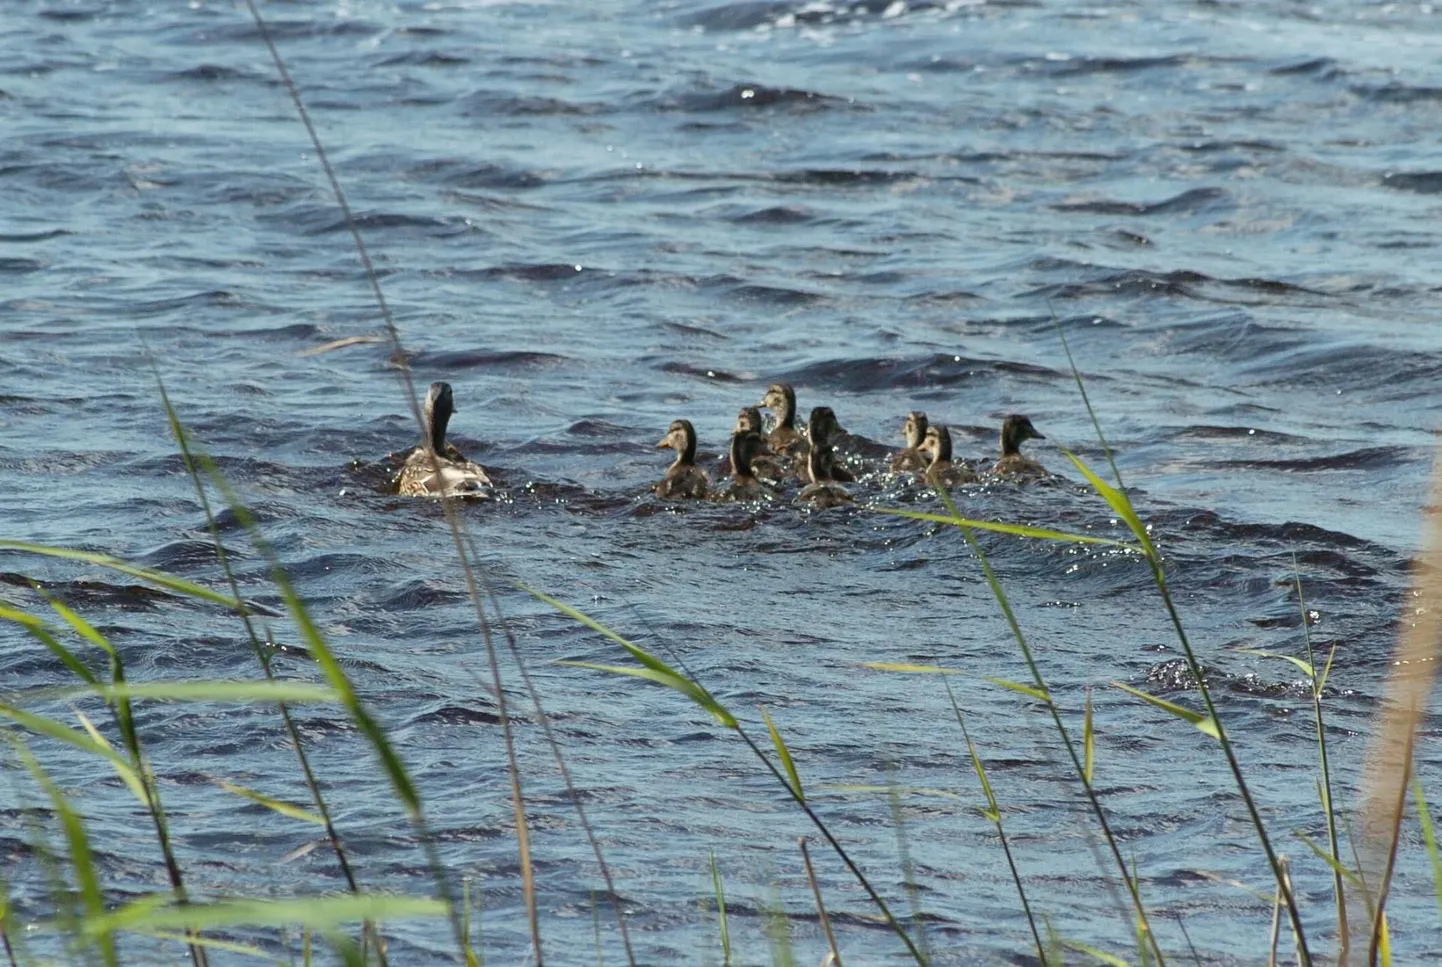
[655,418,710,499]
[993,414,1048,478]
[396,381,493,498]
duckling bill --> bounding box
[396,381,493,498]
[655,419,710,499]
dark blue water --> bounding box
[3,0,1441,962]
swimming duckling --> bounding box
[757,383,807,458]
[800,405,855,484]
[993,414,1048,478]
[721,429,773,502]
[655,419,710,499]
[918,424,978,487]
[796,406,854,509]
[396,381,493,498]
[734,406,785,481]
[890,411,930,473]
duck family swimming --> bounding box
[392,379,1050,503]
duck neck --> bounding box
[427,397,451,455]
[675,432,697,467]
[1000,428,1020,458]
[731,435,754,479]
[777,390,796,429]
[808,441,830,482]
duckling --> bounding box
[721,429,773,502]
[796,406,854,509]
[890,411,930,473]
[396,381,493,498]
[757,383,808,458]
[993,414,1049,478]
[654,419,710,499]
[800,405,855,484]
[734,406,785,481]
[918,424,978,487]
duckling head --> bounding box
[730,429,764,478]
[806,406,845,447]
[902,411,928,449]
[735,405,764,435]
[921,424,953,464]
[423,381,455,454]
[758,383,797,428]
[1000,414,1045,457]
[656,418,699,464]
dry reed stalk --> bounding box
[1346,442,1442,963]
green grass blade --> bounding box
[557,661,737,728]
[0,605,99,687]
[860,662,960,675]
[1412,776,1442,925]
[141,930,283,963]
[0,541,241,610]
[1084,689,1096,786]
[32,682,339,705]
[0,703,143,784]
[1110,682,1219,740]
[1059,450,1156,558]
[537,592,737,728]
[10,738,118,967]
[41,594,117,659]
[1292,832,1365,888]
[1236,649,1315,680]
[873,507,1138,550]
[709,850,731,967]
[758,707,804,802]
[75,712,150,807]
[215,781,325,826]
[984,676,1050,703]
[1063,938,1132,966]
[78,894,446,940]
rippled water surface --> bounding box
[4,0,1442,962]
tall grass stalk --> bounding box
[886,766,930,962]
[914,483,1165,964]
[470,559,636,966]
[798,838,842,967]
[710,850,732,967]
[1414,777,1442,926]
[1065,450,1311,960]
[239,0,545,959]
[155,368,384,964]
[534,589,928,965]
[26,578,206,967]
[1348,445,1442,963]
[943,680,1046,964]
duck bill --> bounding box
[655,435,672,449]
[1033,432,1047,440]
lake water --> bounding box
[3,0,1441,962]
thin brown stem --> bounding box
[799,838,842,967]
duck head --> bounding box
[902,411,929,450]
[656,418,699,465]
[735,405,764,436]
[422,381,455,454]
[1000,414,1045,457]
[730,429,764,478]
[758,383,797,429]
[921,424,953,464]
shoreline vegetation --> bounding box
[1,3,1439,964]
